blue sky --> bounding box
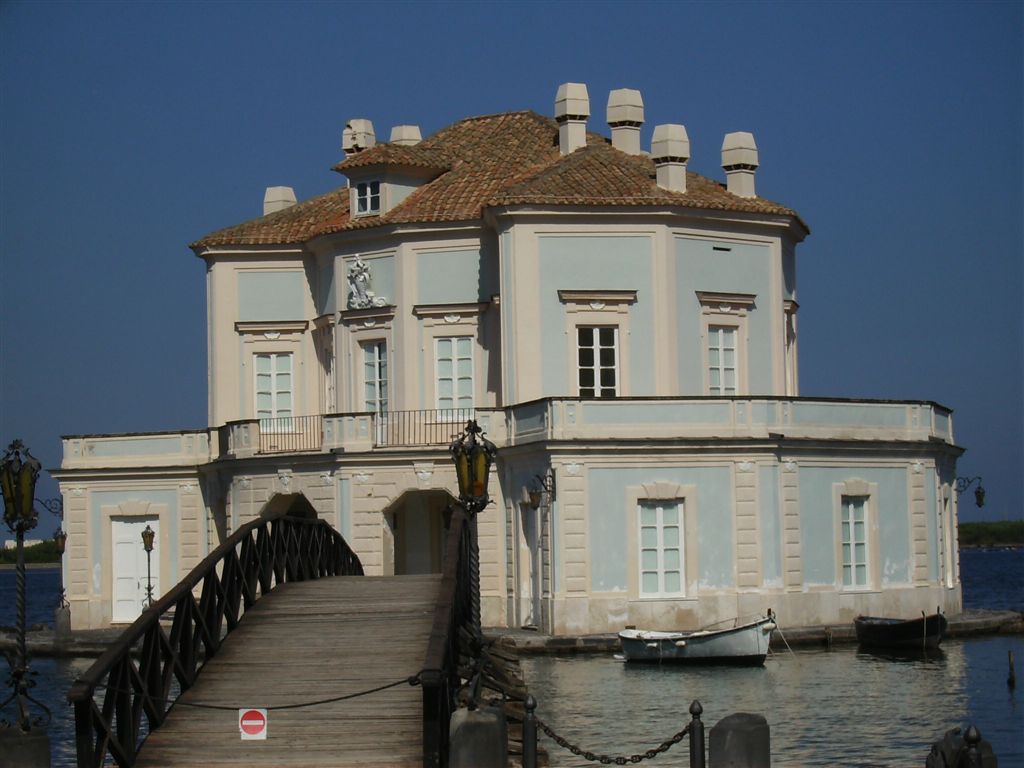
[1,0,1021,539]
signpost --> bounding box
[239,708,268,741]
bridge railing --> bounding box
[420,504,472,768]
[67,514,362,768]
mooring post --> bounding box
[522,695,538,768]
[964,725,982,767]
[1009,649,1016,689]
[689,700,705,768]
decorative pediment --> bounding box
[695,291,756,315]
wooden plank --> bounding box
[135,573,440,768]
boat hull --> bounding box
[618,616,776,665]
[854,613,947,649]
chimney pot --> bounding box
[263,186,297,216]
[651,124,690,193]
[554,82,590,155]
[342,118,376,154]
[390,125,422,146]
[721,131,759,198]
[607,88,644,155]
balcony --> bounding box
[505,397,956,447]
[60,398,957,471]
[223,408,491,458]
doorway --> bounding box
[111,516,160,623]
[386,491,453,575]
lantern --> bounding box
[1,440,41,534]
[449,420,496,513]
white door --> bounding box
[112,517,160,623]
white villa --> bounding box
[55,83,965,634]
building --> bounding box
[54,83,965,633]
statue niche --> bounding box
[347,257,389,310]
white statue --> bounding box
[347,257,388,309]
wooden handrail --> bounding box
[421,505,472,768]
[68,514,362,768]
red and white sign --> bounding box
[239,708,268,740]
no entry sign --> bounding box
[239,708,268,740]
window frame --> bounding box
[434,335,474,411]
[361,339,389,414]
[253,351,294,431]
[706,324,739,396]
[696,291,754,397]
[637,499,685,598]
[832,478,880,591]
[576,325,619,398]
[355,180,381,215]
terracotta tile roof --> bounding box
[491,143,801,220]
[333,143,452,173]
[192,110,804,249]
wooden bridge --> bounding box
[68,513,476,768]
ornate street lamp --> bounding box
[0,440,50,733]
[53,529,69,606]
[141,524,156,608]
[449,420,497,638]
[955,476,986,508]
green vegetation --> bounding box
[958,521,1024,548]
[0,539,62,565]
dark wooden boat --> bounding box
[854,611,947,649]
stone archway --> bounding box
[259,493,319,520]
[383,490,454,575]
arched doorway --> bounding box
[260,493,319,519]
[383,490,454,575]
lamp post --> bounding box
[141,524,155,608]
[955,476,986,508]
[449,420,497,639]
[0,440,51,740]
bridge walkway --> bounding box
[134,573,441,767]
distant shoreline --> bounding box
[0,563,60,571]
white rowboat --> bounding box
[618,611,777,665]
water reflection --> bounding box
[522,638,1021,767]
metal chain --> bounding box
[535,717,690,764]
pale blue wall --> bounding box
[589,467,734,592]
[791,402,906,427]
[87,436,184,458]
[799,467,909,586]
[674,237,773,393]
[580,401,731,425]
[238,271,305,321]
[538,236,654,397]
[782,240,796,301]
[759,465,782,585]
[417,248,487,304]
[91,489,180,590]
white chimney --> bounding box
[606,88,644,155]
[390,125,422,146]
[263,186,297,216]
[651,124,690,193]
[342,119,376,154]
[721,131,758,198]
[554,82,590,155]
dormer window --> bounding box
[356,181,381,214]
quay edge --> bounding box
[488,609,1024,655]
[2,610,1021,658]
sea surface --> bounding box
[1,548,1021,766]
[522,547,1024,767]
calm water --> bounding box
[523,548,1024,767]
[1,549,1022,766]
